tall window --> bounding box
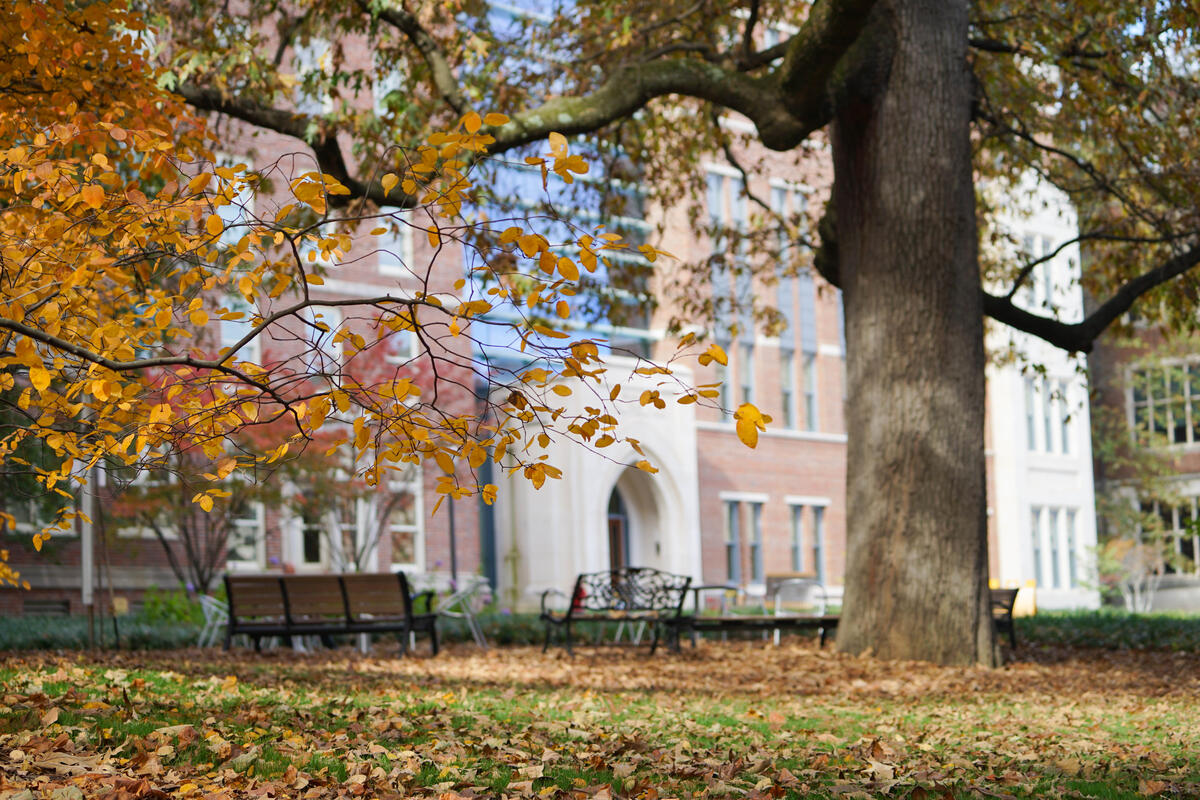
[376,207,414,277]
[1058,381,1071,455]
[1131,363,1200,446]
[301,506,324,567]
[749,502,764,583]
[715,363,731,422]
[220,294,261,364]
[1024,377,1037,451]
[781,350,797,429]
[300,306,343,380]
[1042,377,1055,453]
[226,500,264,570]
[1048,508,1061,589]
[802,354,817,431]
[1031,506,1043,586]
[1066,509,1078,588]
[789,505,804,572]
[387,463,424,572]
[739,343,755,406]
[724,500,741,583]
[812,506,825,584]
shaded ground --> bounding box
[1,640,1198,799]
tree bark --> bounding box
[831,0,993,664]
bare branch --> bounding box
[984,240,1200,352]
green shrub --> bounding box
[140,585,205,626]
[1017,607,1200,651]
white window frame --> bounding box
[387,464,425,574]
[226,500,266,572]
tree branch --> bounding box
[984,241,1200,352]
[367,3,471,117]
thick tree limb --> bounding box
[777,0,881,127]
[984,241,1200,352]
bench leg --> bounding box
[429,624,439,657]
[564,622,574,657]
[542,623,552,653]
[397,629,409,657]
[224,625,233,651]
[1008,624,1016,650]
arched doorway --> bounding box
[606,489,630,571]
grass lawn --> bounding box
[1,639,1198,799]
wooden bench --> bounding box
[540,567,692,655]
[223,572,438,655]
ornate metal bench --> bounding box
[223,572,438,655]
[540,567,692,655]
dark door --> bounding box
[607,489,630,570]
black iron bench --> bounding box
[540,567,692,655]
[223,572,438,655]
[991,587,1019,648]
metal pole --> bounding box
[80,463,95,647]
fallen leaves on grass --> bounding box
[1,641,1199,798]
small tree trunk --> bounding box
[831,0,993,664]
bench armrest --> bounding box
[413,590,437,615]
[540,588,569,620]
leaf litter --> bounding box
[1,640,1198,799]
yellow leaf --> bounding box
[29,366,50,392]
[484,112,509,126]
[551,385,572,396]
[435,451,455,475]
[635,459,658,474]
[462,111,482,133]
[381,173,399,196]
[80,184,104,209]
[609,384,621,401]
[186,172,212,194]
[305,274,324,285]
[556,300,570,318]
[427,226,441,247]
[198,494,214,512]
[205,214,224,237]
[557,258,579,281]
[190,309,209,326]
[548,131,567,153]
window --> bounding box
[300,306,343,377]
[803,353,818,432]
[1024,377,1037,451]
[789,504,804,572]
[739,342,754,406]
[220,294,261,364]
[1048,508,1061,589]
[1031,506,1043,586]
[301,506,325,567]
[724,500,741,583]
[291,38,330,116]
[1130,363,1200,446]
[781,350,796,429]
[749,502,764,583]
[376,207,414,277]
[715,363,731,422]
[226,500,264,569]
[1066,509,1078,588]
[385,328,418,365]
[1042,377,1055,453]
[1139,498,1200,576]
[387,463,424,572]
[811,506,825,584]
[1058,381,1071,455]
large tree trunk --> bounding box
[831,0,993,664]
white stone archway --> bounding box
[492,359,703,610]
